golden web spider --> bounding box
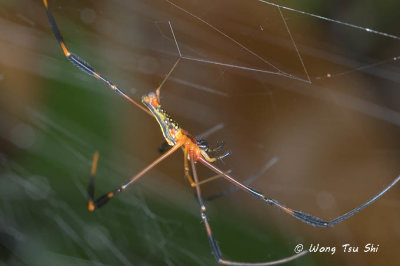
[43,1,400,264]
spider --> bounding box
[43,1,400,265]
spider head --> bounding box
[196,138,209,151]
[141,92,159,108]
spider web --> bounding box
[1,0,400,266]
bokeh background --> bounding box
[1,0,400,265]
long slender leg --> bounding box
[156,57,181,101]
[199,157,400,227]
[206,157,279,202]
[190,155,307,265]
[196,170,232,186]
[183,146,196,186]
[87,141,183,211]
[155,20,182,101]
[43,0,152,116]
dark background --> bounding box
[1,1,400,265]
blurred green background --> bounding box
[1,0,400,265]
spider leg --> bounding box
[183,145,196,187]
[43,0,153,116]
[196,170,232,186]
[198,157,400,227]
[216,150,232,161]
[206,157,279,202]
[190,154,308,265]
[155,21,181,101]
[87,141,183,211]
[155,58,181,102]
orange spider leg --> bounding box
[183,145,196,187]
[195,170,232,186]
[87,140,184,211]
